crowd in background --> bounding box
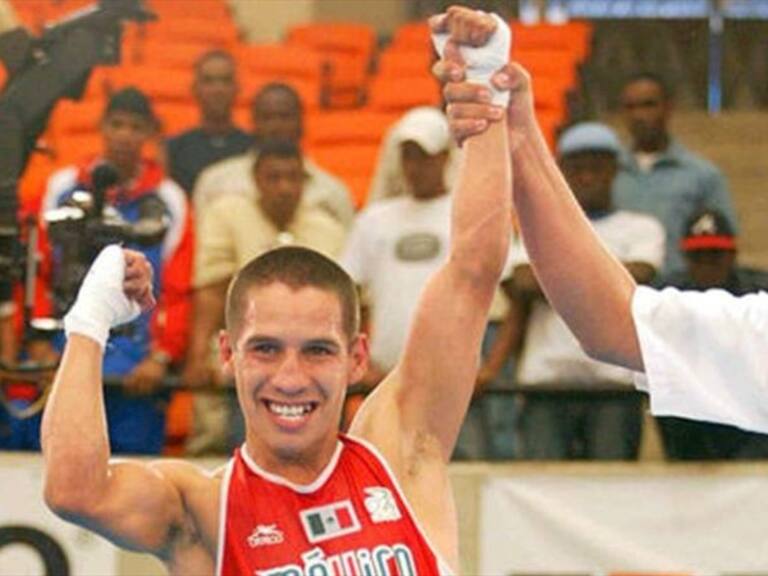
[1,43,767,462]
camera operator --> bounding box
[26,87,193,455]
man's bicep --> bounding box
[62,460,187,556]
[395,267,496,457]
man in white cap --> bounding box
[434,9,768,435]
[501,122,664,460]
[341,107,455,388]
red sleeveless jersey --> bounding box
[216,434,451,576]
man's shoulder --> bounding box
[166,127,204,148]
[610,209,664,231]
[197,152,253,184]
[668,140,724,177]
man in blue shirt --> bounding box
[612,72,738,276]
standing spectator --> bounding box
[506,123,664,460]
[183,138,347,454]
[165,50,252,195]
[193,83,354,228]
[341,107,509,459]
[22,88,193,454]
[613,72,738,275]
[655,208,768,460]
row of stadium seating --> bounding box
[8,0,590,213]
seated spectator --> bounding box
[183,138,347,454]
[503,122,664,460]
[341,107,511,459]
[366,106,460,205]
[613,72,739,276]
[21,88,193,454]
[193,82,354,227]
[654,208,768,460]
[166,49,252,195]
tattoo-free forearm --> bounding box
[510,127,643,370]
[41,335,111,511]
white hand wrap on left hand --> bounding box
[431,12,512,106]
[64,245,141,349]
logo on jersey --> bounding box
[248,524,284,548]
[364,487,402,523]
[300,500,361,543]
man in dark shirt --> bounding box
[656,208,768,460]
[165,49,252,194]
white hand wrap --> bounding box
[431,12,512,106]
[64,244,141,349]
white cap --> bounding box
[392,107,451,155]
[557,122,623,158]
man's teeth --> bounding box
[268,403,314,418]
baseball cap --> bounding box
[393,107,451,155]
[557,122,622,158]
[103,86,156,123]
[681,208,737,252]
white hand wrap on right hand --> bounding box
[64,244,141,349]
[431,12,512,106]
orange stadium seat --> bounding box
[304,110,399,148]
[286,22,376,57]
[367,76,441,113]
[53,133,104,166]
[236,44,326,82]
[237,75,323,112]
[109,65,194,103]
[135,40,215,69]
[532,75,570,119]
[154,102,198,136]
[141,16,239,47]
[514,48,580,89]
[510,21,592,60]
[148,0,231,21]
[376,48,435,79]
[390,21,432,51]
[309,143,380,208]
[286,23,376,108]
[49,99,105,139]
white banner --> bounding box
[0,453,118,576]
[480,469,768,574]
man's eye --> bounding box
[251,343,279,355]
[305,345,333,356]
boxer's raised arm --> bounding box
[41,247,187,555]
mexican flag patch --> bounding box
[300,500,361,543]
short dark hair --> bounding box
[251,82,303,116]
[253,138,302,171]
[194,49,235,76]
[103,86,156,123]
[621,71,674,101]
[225,246,360,343]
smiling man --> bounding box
[40,8,511,575]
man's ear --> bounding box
[218,329,235,379]
[348,333,370,385]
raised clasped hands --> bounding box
[430,5,537,148]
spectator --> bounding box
[183,138,347,454]
[166,49,252,195]
[193,82,354,228]
[341,107,510,459]
[366,106,460,204]
[613,71,739,275]
[505,122,664,460]
[655,208,768,460]
[21,87,193,454]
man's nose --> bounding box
[271,351,308,393]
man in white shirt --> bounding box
[193,82,354,228]
[507,122,664,459]
[433,17,768,435]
